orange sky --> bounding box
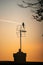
[0,0,43,62]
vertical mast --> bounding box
[19,22,26,52]
[20,30,21,51]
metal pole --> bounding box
[20,30,21,51]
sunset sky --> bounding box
[0,0,43,62]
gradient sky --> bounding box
[0,0,43,62]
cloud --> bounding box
[0,19,19,24]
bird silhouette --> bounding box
[22,22,25,28]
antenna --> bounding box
[17,22,27,52]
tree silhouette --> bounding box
[18,0,43,22]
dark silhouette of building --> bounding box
[13,49,26,63]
